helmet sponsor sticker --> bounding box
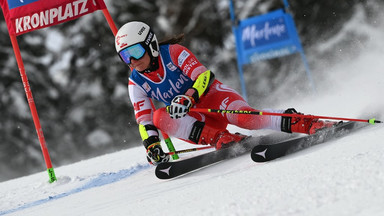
[116,34,127,48]
[138,26,146,35]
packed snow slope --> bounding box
[1,6,384,216]
[1,46,384,216]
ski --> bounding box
[251,121,362,162]
[155,136,265,179]
[156,122,365,179]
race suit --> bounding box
[128,44,282,141]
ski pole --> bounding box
[190,108,383,125]
[167,146,214,156]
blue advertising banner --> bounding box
[236,9,303,65]
[228,0,316,101]
[241,14,289,49]
[7,0,40,9]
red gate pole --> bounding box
[9,34,57,183]
[101,8,179,159]
[102,9,118,35]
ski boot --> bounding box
[281,108,340,135]
[188,121,248,149]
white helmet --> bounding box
[115,21,159,59]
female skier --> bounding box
[115,21,335,165]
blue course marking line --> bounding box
[0,164,150,215]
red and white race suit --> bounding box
[128,44,282,141]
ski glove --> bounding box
[167,95,194,119]
[144,136,170,165]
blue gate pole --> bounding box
[236,58,248,101]
[283,0,290,10]
[283,0,316,94]
[229,0,248,101]
[300,51,317,94]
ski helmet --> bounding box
[115,21,159,62]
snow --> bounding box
[1,4,384,216]
[1,121,383,215]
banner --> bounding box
[235,9,303,65]
[0,0,106,36]
[229,1,316,100]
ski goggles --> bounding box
[119,43,146,64]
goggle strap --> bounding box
[144,29,154,46]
